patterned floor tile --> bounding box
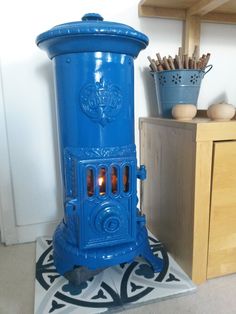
[34,235,196,314]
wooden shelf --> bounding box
[139,0,236,55]
[139,0,236,23]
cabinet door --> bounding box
[208,141,236,278]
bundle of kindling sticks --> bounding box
[147,45,210,72]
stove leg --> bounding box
[142,245,164,273]
[64,266,106,286]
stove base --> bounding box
[53,222,164,279]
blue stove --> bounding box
[36,13,163,282]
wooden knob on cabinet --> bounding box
[172,104,197,121]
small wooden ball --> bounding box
[207,103,235,121]
[172,104,197,121]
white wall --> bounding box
[0,0,236,238]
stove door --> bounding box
[78,158,136,249]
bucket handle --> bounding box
[202,64,213,76]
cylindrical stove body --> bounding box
[54,52,135,148]
[37,13,162,275]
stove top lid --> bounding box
[36,13,149,47]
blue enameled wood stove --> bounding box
[36,13,163,283]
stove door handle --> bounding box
[137,165,146,180]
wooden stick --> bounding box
[156,53,165,71]
[203,53,211,68]
[178,47,183,59]
[189,57,193,69]
[196,61,201,69]
[154,59,159,67]
[168,56,175,70]
[175,55,183,69]
[192,45,199,60]
[184,54,189,69]
[163,56,171,70]
[198,54,207,69]
[175,55,180,69]
[157,63,164,71]
[173,57,179,69]
[147,49,210,72]
[199,57,205,69]
[149,63,156,72]
[152,59,158,71]
[156,53,162,65]
[147,56,157,71]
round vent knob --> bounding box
[103,215,120,233]
[95,206,121,233]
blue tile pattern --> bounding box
[34,234,196,314]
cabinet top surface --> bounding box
[140,114,236,142]
[140,114,236,126]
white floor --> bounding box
[1,241,236,314]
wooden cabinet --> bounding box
[140,114,236,284]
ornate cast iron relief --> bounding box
[80,78,122,126]
[65,144,136,160]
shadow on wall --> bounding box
[139,66,159,117]
[210,92,228,105]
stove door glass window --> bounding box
[123,165,130,193]
[87,168,94,197]
[111,166,118,194]
[98,167,106,196]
